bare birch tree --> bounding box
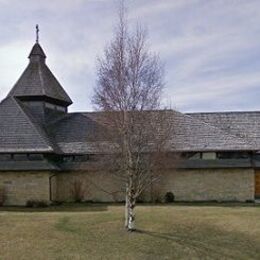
[92,4,174,231]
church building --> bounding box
[0,36,260,205]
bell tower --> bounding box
[7,25,72,124]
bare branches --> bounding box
[93,11,164,113]
[92,2,175,231]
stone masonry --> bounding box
[54,168,255,203]
[0,171,51,206]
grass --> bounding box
[0,203,260,259]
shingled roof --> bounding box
[168,111,254,152]
[188,111,260,150]
[48,110,255,154]
[29,42,46,58]
[48,112,113,154]
[7,43,72,105]
[1,40,260,158]
[0,97,53,153]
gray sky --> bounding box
[0,0,260,112]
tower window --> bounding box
[56,105,66,112]
[45,102,55,110]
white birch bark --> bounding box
[128,200,135,231]
[125,186,129,228]
[93,1,168,231]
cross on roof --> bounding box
[36,24,39,43]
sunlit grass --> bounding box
[0,204,260,259]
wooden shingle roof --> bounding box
[188,111,260,150]
[7,43,72,105]
[0,41,259,157]
[0,97,53,153]
[168,111,254,152]
[29,42,46,58]
[48,110,255,154]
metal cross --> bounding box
[36,24,39,43]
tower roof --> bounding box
[29,43,46,58]
[7,42,72,106]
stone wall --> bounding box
[0,168,254,205]
[54,168,255,203]
[54,171,124,202]
[0,171,51,206]
[153,168,255,202]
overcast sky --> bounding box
[0,0,260,112]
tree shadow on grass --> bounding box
[134,228,259,259]
[0,203,108,213]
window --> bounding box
[202,152,216,160]
[188,153,201,160]
[63,155,76,162]
[186,152,217,160]
[56,105,66,112]
[45,102,66,112]
[26,101,42,107]
[217,152,249,159]
[45,102,55,110]
[27,154,44,161]
[74,155,90,162]
[13,154,28,161]
[0,154,12,161]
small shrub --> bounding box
[83,200,94,203]
[26,200,34,207]
[154,197,162,203]
[71,179,86,203]
[26,200,48,208]
[164,192,175,203]
[51,201,63,206]
[0,186,6,206]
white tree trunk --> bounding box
[127,184,136,231]
[125,187,129,228]
[128,201,135,231]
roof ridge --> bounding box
[38,62,46,96]
[7,64,29,97]
[42,62,72,103]
[0,96,10,105]
[17,100,60,152]
[17,100,58,150]
[186,111,260,115]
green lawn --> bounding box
[1,203,260,259]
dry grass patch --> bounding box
[0,204,260,259]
